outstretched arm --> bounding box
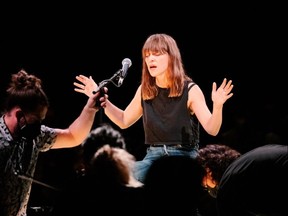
[73,74,142,129]
[52,86,108,149]
[189,78,233,136]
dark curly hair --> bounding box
[197,144,241,184]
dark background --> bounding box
[1,2,287,209]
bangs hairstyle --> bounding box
[142,34,170,56]
[141,34,191,100]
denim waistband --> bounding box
[150,144,194,148]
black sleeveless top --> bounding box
[141,81,199,146]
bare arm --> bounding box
[73,74,142,129]
[104,86,143,129]
[52,90,107,149]
[189,78,233,136]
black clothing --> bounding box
[52,174,144,216]
[217,144,288,216]
[142,81,199,146]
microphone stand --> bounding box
[92,69,123,94]
[17,174,59,191]
[10,139,59,191]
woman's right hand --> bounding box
[74,75,97,97]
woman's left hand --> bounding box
[212,78,234,105]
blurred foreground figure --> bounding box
[217,144,288,216]
[53,145,143,216]
[0,69,106,216]
[198,144,288,215]
[142,155,206,215]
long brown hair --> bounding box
[141,33,192,100]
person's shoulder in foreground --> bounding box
[217,144,288,216]
[0,69,107,216]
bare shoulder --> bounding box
[188,83,205,101]
[188,83,202,94]
[135,85,142,95]
[131,85,142,101]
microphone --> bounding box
[118,58,132,86]
[121,58,132,79]
[93,58,132,94]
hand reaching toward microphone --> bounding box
[74,58,132,98]
[74,75,98,97]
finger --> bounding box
[226,93,233,99]
[76,75,87,83]
[103,94,108,100]
[73,82,83,88]
[78,75,87,79]
[212,82,217,92]
[227,84,234,92]
[224,83,233,92]
[89,76,95,82]
[75,76,83,82]
[224,80,232,88]
[101,102,107,108]
[103,87,108,93]
[74,88,83,93]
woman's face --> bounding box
[145,51,169,78]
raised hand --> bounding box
[74,75,97,97]
[211,78,234,106]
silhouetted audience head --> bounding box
[74,123,127,176]
[53,145,143,216]
[87,144,142,188]
[82,123,126,161]
[142,155,205,215]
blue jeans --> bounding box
[133,144,199,183]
